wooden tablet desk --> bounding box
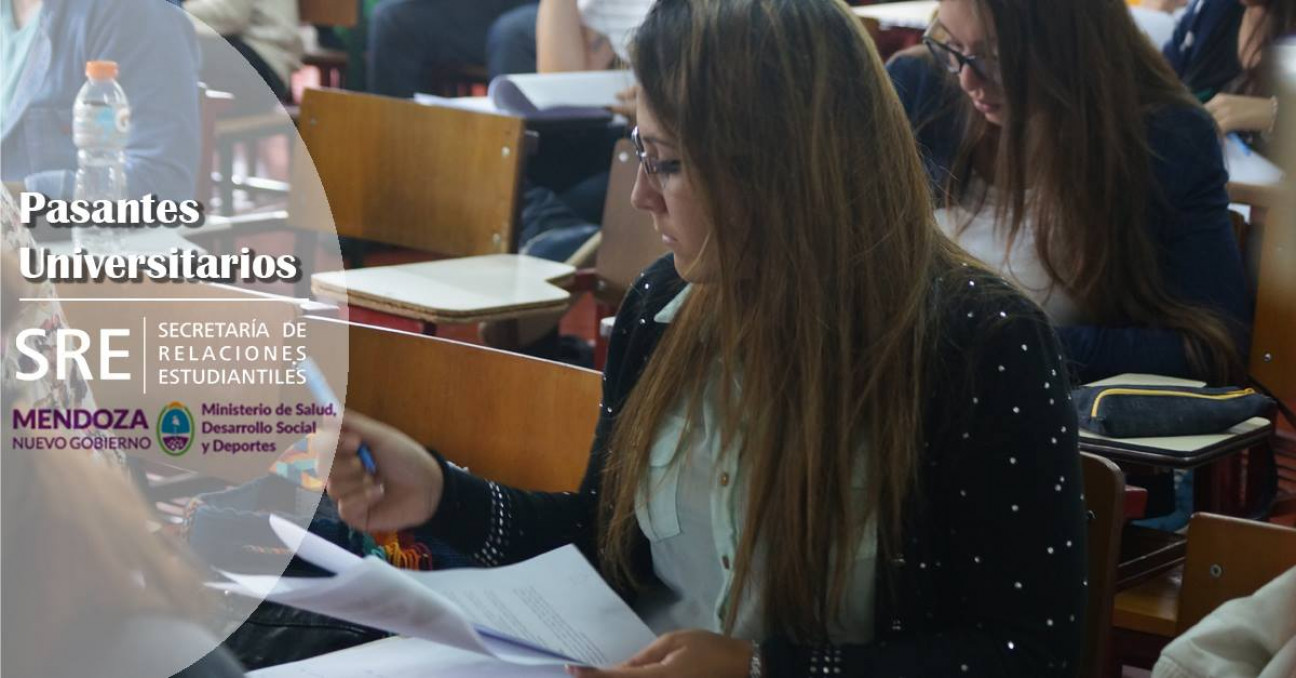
[1079,418,1274,470]
[311,254,576,325]
[1077,374,1276,519]
[1076,373,1275,470]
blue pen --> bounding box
[1228,132,1253,157]
[298,358,378,475]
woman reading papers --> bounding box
[323,0,1088,675]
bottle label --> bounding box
[115,107,131,134]
[74,103,131,147]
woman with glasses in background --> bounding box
[888,0,1250,387]
[1164,0,1296,142]
[323,0,1089,675]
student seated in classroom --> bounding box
[487,0,654,78]
[183,0,303,113]
[1,0,201,202]
[487,0,655,264]
[367,0,535,99]
[480,0,654,362]
[1164,0,1295,145]
[887,0,1251,387]
[324,0,1089,675]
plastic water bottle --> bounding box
[72,60,131,254]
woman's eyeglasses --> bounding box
[923,25,1001,86]
[630,126,681,189]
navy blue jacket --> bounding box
[1163,0,1246,101]
[887,53,1251,384]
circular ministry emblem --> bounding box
[157,402,195,457]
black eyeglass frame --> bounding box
[630,126,682,177]
[922,29,1001,86]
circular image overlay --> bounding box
[1,1,365,676]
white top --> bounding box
[578,0,654,64]
[1153,566,1296,678]
[185,0,303,84]
[632,285,879,644]
[935,179,1088,327]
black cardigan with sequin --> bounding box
[414,254,1088,677]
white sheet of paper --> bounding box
[248,637,570,678]
[269,514,359,574]
[413,94,504,116]
[489,70,633,117]
[220,517,655,668]
[404,546,656,667]
[221,556,573,666]
[1224,136,1285,187]
[1128,7,1177,51]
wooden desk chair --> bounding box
[311,253,577,325]
[1081,453,1126,678]
[1248,91,1296,518]
[199,85,235,205]
[1112,513,1296,669]
[1175,513,1296,632]
[299,0,360,90]
[293,88,528,259]
[306,316,598,491]
[294,89,572,326]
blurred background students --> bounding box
[184,0,302,112]
[1,0,200,201]
[1164,0,1296,142]
[366,0,535,99]
[888,0,1250,386]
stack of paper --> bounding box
[416,70,634,122]
[219,517,655,674]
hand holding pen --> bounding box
[320,411,446,533]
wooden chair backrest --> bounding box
[1251,63,1296,409]
[1175,513,1296,633]
[298,0,357,28]
[595,139,665,306]
[291,89,528,257]
[307,316,599,491]
[1080,452,1125,678]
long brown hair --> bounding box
[943,0,1242,383]
[1,445,214,676]
[599,0,967,642]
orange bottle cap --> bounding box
[85,61,119,81]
